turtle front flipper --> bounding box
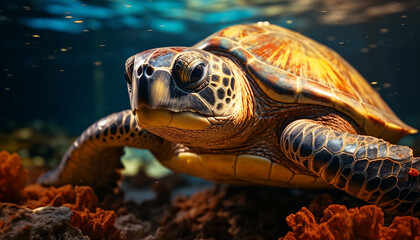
[280,119,420,216]
[37,110,172,195]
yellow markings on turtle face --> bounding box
[151,78,168,102]
[199,154,236,177]
[269,162,294,183]
[236,154,271,179]
[136,107,172,127]
[135,107,210,130]
[170,112,211,130]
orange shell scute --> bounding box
[195,23,416,142]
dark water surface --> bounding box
[1,0,419,146]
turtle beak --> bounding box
[131,65,212,116]
[132,64,172,110]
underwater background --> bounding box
[0,0,419,171]
[1,2,420,239]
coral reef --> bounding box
[23,184,98,211]
[0,151,28,203]
[0,150,419,239]
[0,203,87,239]
[22,184,122,239]
[0,152,121,240]
[71,207,122,240]
[281,202,420,240]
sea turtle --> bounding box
[38,22,420,216]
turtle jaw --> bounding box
[134,105,215,130]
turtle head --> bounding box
[124,47,254,146]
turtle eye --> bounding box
[173,56,208,91]
[190,63,205,83]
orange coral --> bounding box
[384,216,420,239]
[71,207,123,240]
[22,184,121,239]
[23,184,98,211]
[24,184,77,209]
[0,151,28,203]
[0,151,122,239]
[281,204,420,240]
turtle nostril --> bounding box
[137,66,143,76]
[145,65,154,76]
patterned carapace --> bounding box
[195,23,417,142]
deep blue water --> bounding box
[1,0,419,145]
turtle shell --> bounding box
[195,23,417,143]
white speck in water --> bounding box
[383,83,392,88]
[379,28,389,33]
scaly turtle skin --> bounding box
[38,22,420,216]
